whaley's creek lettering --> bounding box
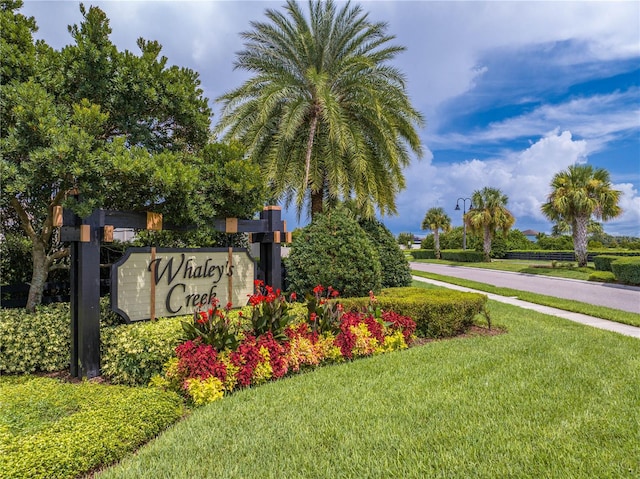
[147,253,235,314]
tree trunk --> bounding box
[434,230,441,259]
[311,189,323,218]
[26,240,49,312]
[483,227,492,262]
[573,216,589,267]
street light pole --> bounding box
[455,197,473,250]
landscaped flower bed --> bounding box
[151,282,417,405]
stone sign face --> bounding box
[111,247,255,322]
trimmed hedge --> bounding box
[441,250,485,262]
[0,304,70,374]
[0,299,180,382]
[339,287,488,338]
[0,376,184,479]
[593,255,623,272]
[410,249,436,260]
[101,317,184,386]
[0,298,127,375]
[409,249,485,262]
[611,257,640,285]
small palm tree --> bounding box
[215,0,423,220]
[541,164,622,267]
[464,187,515,262]
[421,207,451,259]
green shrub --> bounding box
[339,287,487,338]
[0,300,132,375]
[0,233,33,285]
[420,235,435,249]
[441,250,485,262]
[101,317,184,386]
[410,249,436,260]
[611,257,640,285]
[0,304,70,374]
[0,376,184,479]
[536,234,574,250]
[593,255,623,272]
[285,210,381,298]
[100,296,127,326]
[359,219,412,288]
[588,271,617,283]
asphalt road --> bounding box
[410,262,640,315]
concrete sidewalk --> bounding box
[413,275,640,339]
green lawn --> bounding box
[411,270,640,328]
[413,258,595,280]
[96,296,640,478]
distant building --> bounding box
[522,229,539,242]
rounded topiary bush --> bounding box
[285,210,381,298]
[359,219,412,288]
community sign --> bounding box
[111,247,256,322]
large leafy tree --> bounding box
[1,2,265,310]
[541,164,622,267]
[216,0,424,219]
[464,187,515,262]
[421,207,451,259]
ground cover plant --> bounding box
[96,295,640,479]
[0,375,184,479]
[411,271,640,328]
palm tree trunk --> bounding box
[303,109,319,194]
[311,190,323,217]
[434,230,441,259]
[483,227,492,262]
[573,216,589,267]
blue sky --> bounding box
[22,1,640,237]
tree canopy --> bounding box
[465,187,515,262]
[421,207,451,259]
[215,0,424,219]
[541,164,621,266]
[0,2,266,310]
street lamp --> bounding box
[455,197,473,250]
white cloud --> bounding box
[608,183,640,236]
[387,129,640,234]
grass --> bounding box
[411,270,640,328]
[413,258,595,280]
[95,296,640,479]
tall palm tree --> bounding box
[215,0,424,219]
[421,207,451,259]
[464,187,515,262]
[551,219,603,237]
[541,164,622,267]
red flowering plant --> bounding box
[382,310,416,343]
[248,280,296,341]
[306,284,343,334]
[182,297,242,351]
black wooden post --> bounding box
[64,208,102,378]
[260,206,284,290]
